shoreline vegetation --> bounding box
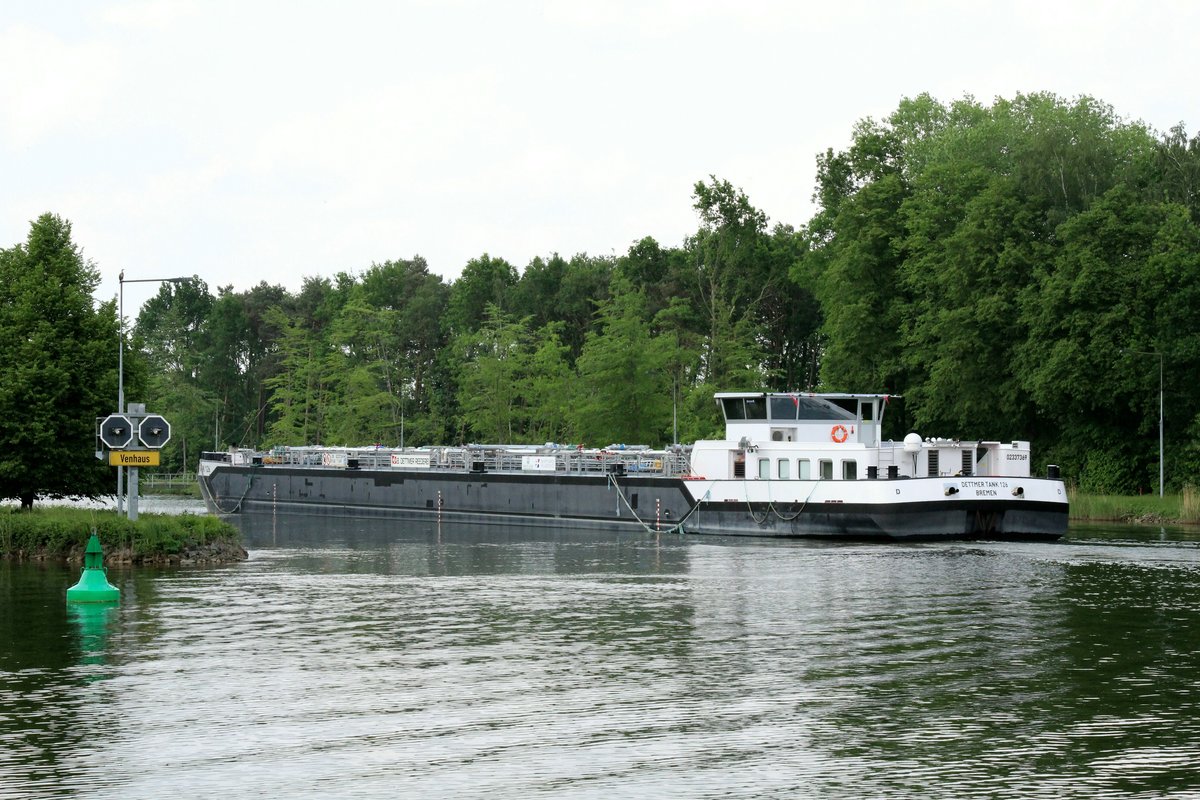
[1067,486,1199,526]
[0,508,246,564]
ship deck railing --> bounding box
[200,446,694,478]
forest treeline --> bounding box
[3,92,1199,504]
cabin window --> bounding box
[758,458,770,479]
[769,396,798,420]
[778,459,790,479]
[798,459,811,480]
[819,459,833,480]
[723,398,746,420]
[842,460,858,480]
[928,450,940,477]
[744,397,768,419]
[795,397,856,421]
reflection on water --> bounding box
[2,517,1200,799]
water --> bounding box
[4,510,1200,799]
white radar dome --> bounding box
[903,432,923,453]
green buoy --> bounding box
[66,531,120,604]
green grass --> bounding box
[0,507,240,560]
[1068,486,1200,525]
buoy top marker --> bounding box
[67,530,120,604]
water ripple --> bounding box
[3,525,1200,798]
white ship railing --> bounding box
[200,444,694,478]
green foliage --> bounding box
[0,507,238,559]
[132,277,218,472]
[263,306,332,446]
[802,93,1200,490]
[451,308,577,444]
[684,177,776,389]
[1067,488,1197,525]
[524,322,575,443]
[455,305,532,443]
[572,280,673,445]
[446,254,518,336]
[0,215,117,507]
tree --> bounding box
[445,254,518,336]
[0,214,117,508]
[455,304,531,443]
[572,279,672,445]
[263,306,333,446]
[322,298,404,445]
[799,92,1161,453]
[685,177,773,388]
[524,321,575,443]
[132,277,216,472]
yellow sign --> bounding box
[109,450,161,467]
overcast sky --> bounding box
[2,0,1196,314]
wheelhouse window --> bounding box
[722,398,746,420]
[819,459,833,480]
[842,460,858,480]
[769,396,798,420]
[744,397,768,419]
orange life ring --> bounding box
[831,424,849,443]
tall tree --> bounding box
[685,177,773,388]
[455,304,531,443]
[132,276,216,471]
[263,306,333,446]
[572,279,673,446]
[446,254,518,336]
[0,214,117,507]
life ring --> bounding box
[831,424,849,443]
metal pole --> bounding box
[117,272,124,515]
[1158,352,1164,498]
[672,376,678,446]
[1129,349,1165,498]
[129,467,139,521]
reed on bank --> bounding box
[0,507,245,563]
[1069,486,1200,525]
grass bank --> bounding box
[0,508,245,564]
[1069,486,1200,525]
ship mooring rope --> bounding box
[745,478,820,525]
[606,474,704,535]
[208,468,258,514]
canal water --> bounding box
[3,510,1200,799]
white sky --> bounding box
[2,0,1196,314]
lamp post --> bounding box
[117,273,189,513]
[1130,349,1164,498]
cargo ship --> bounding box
[197,392,1068,541]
